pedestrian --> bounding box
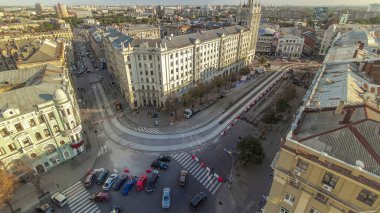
[210,167,214,174]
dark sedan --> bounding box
[113,175,128,190]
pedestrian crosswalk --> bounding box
[61,181,100,213]
[172,153,223,195]
[135,126,161,134]
[97,144,110,157]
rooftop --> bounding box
[0,65,67,121]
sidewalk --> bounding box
[0,119,100,213]
[116,64,285,134]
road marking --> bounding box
[204,177,216,189]
[211,182,222,195]
[174,153,185,160]
[83,205,98,213]
[62,181,81,194]
[182,157,195,168]
[172,153,180,158]
[194,168,207,180]
[187,161,199,173]
[208,179,219,191]
[199,173,211,185]
[179,155,192,165]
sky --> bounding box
[1,0,377,6]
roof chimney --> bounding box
[334,100,345,115]
[340,108,355,124]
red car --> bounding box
[136,175,147,191]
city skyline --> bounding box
[0,0,378,6]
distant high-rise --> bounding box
[368,3,380,12]
[55,2,69,19]
[35,3,44,15]
[339,11,349,24]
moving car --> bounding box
[162,188,171,209]
[151,161,168,170]
[113,175,128,190]
[84,172,96,188]
[96,170,109,185]
[136,175,148,191]
[102,174,118,191]
[190,192,207,211]
[157,154,171,162]
[121,178,137,196]
[90,191,111,203]
[50,192,68,207]
[145,170,159,192]
[179,170,188,186]
[35,203,54,213]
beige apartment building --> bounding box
[100,1,260,109]
[265,30,380,213]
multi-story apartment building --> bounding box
[55,3,69,19]
[256,28,277,56]
[103,1,260,109]
[265,30,380,213]
[121,24,160,39]
[0,65,84,175]
[35,3,44,15]
[275,34,304,58]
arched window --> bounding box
[60,140,65,145]
[71,121,75,127]
[7,159,23,174]
[43,129,51,137]
[35,132,42,141]
[44,144,56,155]
[53,125,60,133]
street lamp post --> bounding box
[224,148,234,184]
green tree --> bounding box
[237,136,265,165]
[276,99,289,113]
[165,95,179,120]
[259,57,267,65]
[262,109,280,125]
[212,76,225,93]
[189,84,206,104]
[0,169,17,213]
[181,93,195,107]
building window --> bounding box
[322,172,338,188]
[22,138,32,147]
[357,189,378,206]
[309,208,321,213]
[38,115,45,124]
[315,193,328,204]
[35,132,42,141]
[15,123,23,132]
[8,143,17,151]
[48,112,55,120]
[66,109,71,115]
[29,119,36,127]
[44,145,57,155]
[53,125,60,133]
[60,140,65,145]
[284,193,295,205]
[280,207,289,213]
[30,153,37,159]
[0,128,9,137]
[295,159,308,173]
[0,147,6,156]
[44,129,51,137]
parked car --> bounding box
[90,191,111,203]
[151,161,168,170]
[50,193,68,208]
[162,188,171,209]
[178,170,188,186]
[84,172,97,188]
[35,203,54,213]
[121,177,137,196]
[96,170,109,185]
[102,174,118,191]
[145,170,159,192]
[190,192,207,211]
[157,154,171,162]
[136,175,148,191]
[113,175,128,190]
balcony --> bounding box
[62,124,82,137]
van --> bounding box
[179,170,188,186]
[50,192,68,207]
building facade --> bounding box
[265,31,380,213]
[55,3,69,19]
[275,35,304,58]
[0,65,84,175]
[35,3,44,15]
[256,28,277,56]
[103,1,261,109]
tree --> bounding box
[237,136,265,165]
[165,95,179,120]
[189,84,206,104]
[239,66,251,75]
[203,82,215,101]
[259,57,267,65]
[276,99,290,113]
[0,170,17,213]
[262,109,280,125]
[19,157,44,196]
[181,93,195,107]
[282,84,297,101]
[212,76,225,93]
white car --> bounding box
[50,192,68,207]
[162,187,170,208]
[102,174,118,191]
